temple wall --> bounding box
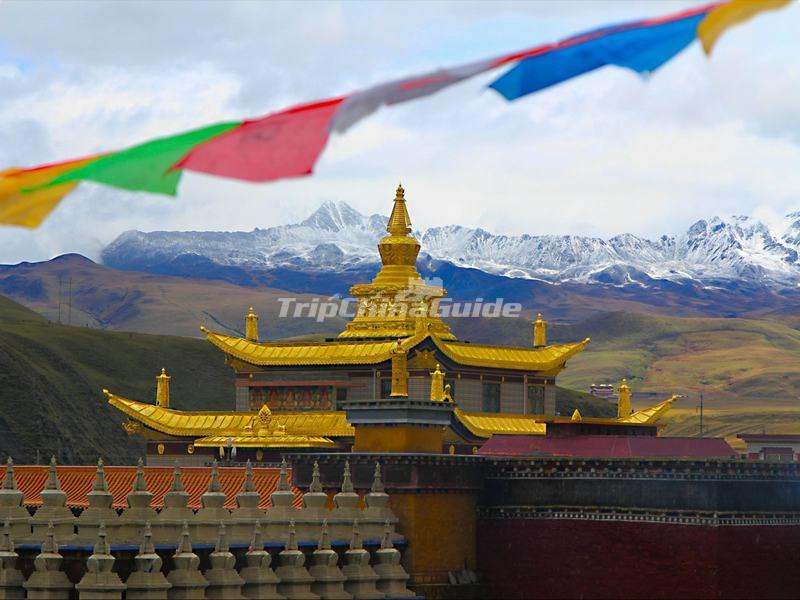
[477,457,800,599]
[477,518,800,599]
[235,385,249,411]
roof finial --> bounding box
[617,378,632,418]
[430,363,446,401]
[380,520,393,550]
[92,458,108,492]
[286,520,298,551]
[319,519,331,550]
[277,458,289,492]
[140,521,155,555]
[156,368,170,408]
[46,455,60,490]
[533,312,547,347]
[387,183,412,236]
[208,460,221,493]
[341,459,353,493]
[245,306,259,342]
[242,459,255,493]
[350,519,362,550]
[571,408,582,421]
[177,520,192,554]
[171,460,184,492]
[371,461,384,494]
[3,457,16,491]
[215,522,229,554]
[133,457,147,491]
[310,460,322,493]
[42,520,58,554]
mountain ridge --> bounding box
[102,200,800,290]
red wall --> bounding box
[477,518,800,599]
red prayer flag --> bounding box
[175,97,346,182]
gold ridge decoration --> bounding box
[122,419,143,436]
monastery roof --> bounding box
[106,391,355,439]
[202,327,589,373]
[107,390,673,445]
[1,465,303,510]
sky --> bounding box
[0,0,799,264]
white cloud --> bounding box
[0,0,798,263]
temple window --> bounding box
[527,385,545,414]
[336,386,348,405]
[380,378,392,399]
[482,382,501,413]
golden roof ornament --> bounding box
[430,363,446,401]
[390,341,409,398]
[571,408,582,421]
[617,378,632,418]
[533,313,547,347]
[386,183,412,236]
[245,307,259,342]
[156,368,170,408]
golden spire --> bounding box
[430,363,446,401]
[245,307,259,342]
[338,184,455,340]
[386,183,412,236]
[156,368,170,408]
[533,312,547,347]
[571,408,582,421]
[617,378,632,418]
[390,341,409,397]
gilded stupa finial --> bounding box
[533,312,547,347]
[617,378,632,418]
[245,306,259,342]
[387,183,412,236]
[156,368,170,408]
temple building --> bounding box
[106,185,673,464]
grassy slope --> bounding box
[0,295,233,464]
[0,254,347,339]
[550,312,800,409]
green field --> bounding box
[0,295,233,464]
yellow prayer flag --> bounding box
[0,156,98,228]
[698,0,794,55]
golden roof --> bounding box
[619,396,677,425]
[454,408,547,437]
[105,391,355,438]
[204,327,589,373]
[437,338,590,372]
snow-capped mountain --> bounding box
[102,201,800,290]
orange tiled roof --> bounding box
[2,465,303,510]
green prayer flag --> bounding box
[51,122,240,196]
